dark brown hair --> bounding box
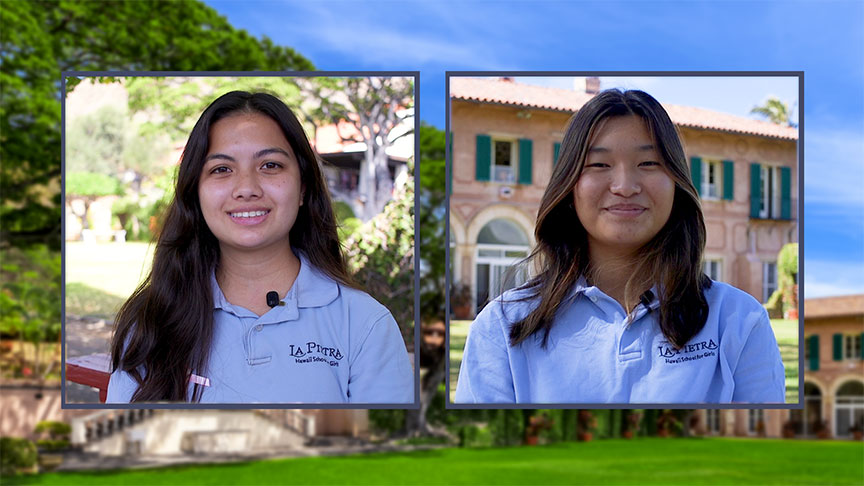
[110,91,354,402]
[508,89,711,349]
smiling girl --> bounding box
[107,91,413,403]
[454,89,785,404]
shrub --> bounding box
[0,437,38,476]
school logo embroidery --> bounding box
[657,339,718,364]
[289,341,344,367]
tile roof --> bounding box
[451,77,798,141]
[805,294,864,319]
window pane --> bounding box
[494,141,512,166]
[504,250,527,258]
[477,219,530,245]
[478,248,502,257]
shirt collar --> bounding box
[566,277,661,310]
[210,253,340,314]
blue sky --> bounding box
[207,0,864,298]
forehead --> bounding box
[588,115,655,150]
[208,112,291,149]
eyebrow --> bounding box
[204,147,292,163]
[588,144,656,153]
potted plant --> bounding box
[849,422,863,441]
[656,410,681,438]
[450,283,472,319]
[577,410,597,442]
[814,420,830,439]
[622,412,641,439]
[524,414,553,446]
[781,420,798,439]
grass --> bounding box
[65,241,154,319]
[449,319,799,404]
[16,438,864,485]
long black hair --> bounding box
[110,91,353,402]
[509,89,711,349]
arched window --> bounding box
[834,380,864,438]
[475,219,530,312]
[790,382,822,437]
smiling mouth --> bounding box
[604,206,647,216]
[229,210,270,218]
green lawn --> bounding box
[449,319,799,403]
[65,241,155,318]
[17,439,864,485]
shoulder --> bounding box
[337,284,393,322]
[704,280,769,335]
[471,285,540,339]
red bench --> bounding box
[66,353,110,403]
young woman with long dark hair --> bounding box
[107,91,413,403]
[455,89,785,404]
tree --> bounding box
[750,96,795,126]
[304,77,414,221]
[1,0,313,249]
[65,172,122,232]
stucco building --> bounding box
[694,295,863,439]
[449,77,798,314]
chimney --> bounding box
[585,76,600,94]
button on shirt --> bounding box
[454,280,785,404]
[107,258,414,404]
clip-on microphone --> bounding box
[266,291,285,308]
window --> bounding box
[475,219,530,312]
[475,135,533,185]
[703,259,722,281]
[703,160,723,199]
[492,139,516,183]
[834,381,864,438]
[844,334,862,361]
[690,157,733,200]
[760,165,780,218]
[706,409,720,434]
[751,163,791,219]
[762,261,777,303]
[747,409,765,434]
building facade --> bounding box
[449,77,798,314]
[694,295,864,439]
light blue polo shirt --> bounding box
[454,279,785,404]
[107,257,414,404]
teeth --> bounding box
[231,210,268,218]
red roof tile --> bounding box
[451,77,798,141]
[805,295,864,319]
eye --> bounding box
[261,161,283,170]
[639,160,662,167]
[209,166,231,175]
[584,162,610,169]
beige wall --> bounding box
[0,386,92,439]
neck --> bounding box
[216,243,301,314]
[586,243,643,310]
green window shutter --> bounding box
[447,132,453,195]
[809,335,820,372]
[690,157,702,196]
[723,160,734,201]
[780,166,791,219]
[475,134,491,182]
[750,163,762,218]
[518,138,533,185]
[553,142,561,166]
[833,333,843,361]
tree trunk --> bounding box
[403,338,446,437]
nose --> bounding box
[232,167,263,200]
[609,165,641,197]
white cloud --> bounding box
[805,128,864,207]
[805,259,864,298]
